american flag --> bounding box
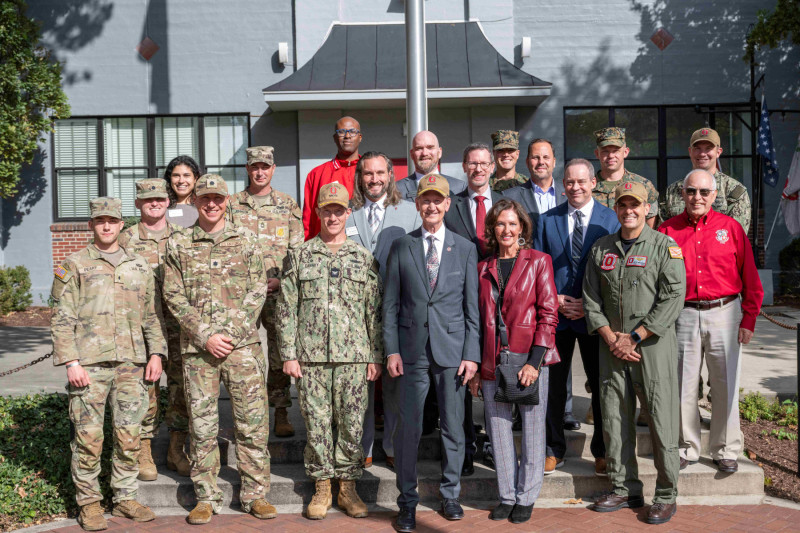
[758,95,779,187]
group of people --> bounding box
[50,114,763,532]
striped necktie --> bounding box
[368,202,380,234]
[571,210,584,270]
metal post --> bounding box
[405,0,428,155]
[750,54,760,266]
[797,321,800,476]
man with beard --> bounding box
[396,130,467,201]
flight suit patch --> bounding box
[668,247,683,259]
[626,256,647,267]
[601,253,618,271]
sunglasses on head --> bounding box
[684,187,713,198]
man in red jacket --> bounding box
[658,168,763,474]
[302,116,362,240]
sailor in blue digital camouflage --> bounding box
[658,128,751,232]
[489,130,528,192]
[226,145,304,438]
[276,182,383,520]
[592,127,660,227]
[162,175,276,524]
[119,178,191,481]
[51,196,167,531]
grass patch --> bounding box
[740,391,798,427]
[0,388,168,531]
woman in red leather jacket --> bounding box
[468,198,559,524]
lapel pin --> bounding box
[447,247,451,252]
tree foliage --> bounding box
[745,0,800,63]
[0,0,70,199]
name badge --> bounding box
[626,256,648,268]
[345,226,359,237]
[168,208,183,217]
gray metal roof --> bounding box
[263,21,551,110]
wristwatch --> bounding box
[630,330,642,344]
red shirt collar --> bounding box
[684,207,716,227]
[332,155,361,169]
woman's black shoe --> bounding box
[510,503,533,523]
[490,503,514,520]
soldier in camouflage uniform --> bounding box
[277,183,384,520]
[226,146,303,438]
[489,130,528,192]
[162,175,275,524]
[51,197,167,531]
[119,178,191,481]
[592,127,660,228]
[658,128,751,233]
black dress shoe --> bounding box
[441,498,464,520]
[713,459,738,473]
[679,457,697,470]
[490,503,513,520]
[563,413,581,431]
[510,503,534,524]
[395,507,416,532]
[461,455,475,477]
[646,502,677,524]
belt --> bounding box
[684,295,737,310]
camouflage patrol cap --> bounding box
[135,178,169,200]
[246,146,275,166]
[195,174,229,197]
[317,181,350,208]
[690,127,721,147]
[89,197,122,219]
[491,130,520,151]
[595,127,626,148]
[417,173,450,197]
[614,181,648,204]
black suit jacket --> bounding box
[443,189,504,260]
[396,173,468,202]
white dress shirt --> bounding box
[467,187,493,229]
[567,198,594,250]
[421,223,446,259]
[533,181,557,213]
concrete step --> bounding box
[137,456,764,509]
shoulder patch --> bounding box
[728,184,747,200]
[668,246,683,259]
[54,265,69,280]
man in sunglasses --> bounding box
[659,128,751,232]
[659,169,763,475]
[302,116,363,240]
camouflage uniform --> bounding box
[162,175,270,512]
[276,233,383,481]
[51,197,167,506]
[489,129,528,192]
[490,171,528,192]
[658,171,751,233]
[226,146,303,410]
[119,219,187,436]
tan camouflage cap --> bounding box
[135,178,169,200]
[491,130,519,151]
[195,174,229,197]
[317,181,350,208]
[614,181,648,204]
[417,173,450,197]
[246,146,275,166]
[595,127,626,148]
[690,127,721,147]
[90,197,122,219]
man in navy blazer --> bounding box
[383,174,480,531]
[395,130,467,202]
[535,158,620,476]
[345,152,420,468]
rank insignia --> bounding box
[601,253,619,271]
[716,229,729,244]
[330,267,340,278]
[626,255,648,267]
[211,260,220,268]
[668,246,683,259]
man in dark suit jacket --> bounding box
[534,159,620,477]
[395,130,467,201]
[345,151,421,468]
[504,138,567,237]
[383,174,480,532]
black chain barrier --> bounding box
[0,352,53,378]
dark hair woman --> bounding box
[164,155,201,227]
[469,198,559,524]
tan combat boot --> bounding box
[337,479,368,518]
[77,501,107,531]
[137,439,158,481]
[112,500,156,522]
[274,407,295,437]
[166,430,191,477]
[306,479,332,520]
[187,502,215,525]
[249,498,278,519]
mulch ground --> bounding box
[742,418,800,503]
[0,307,52,327]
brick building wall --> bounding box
[50,223,92,269]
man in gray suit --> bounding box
[346,151,420,469]
[384,174,480,532]
[395,130,467,201]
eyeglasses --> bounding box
[684,187,713,198]
[335,128,361,137]
[466,161,493,169]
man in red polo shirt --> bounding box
[659,168,763,474]
[302,116,362,240]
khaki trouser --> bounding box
[676,299,743,461]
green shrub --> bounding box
[740,391,798,427]
[0,265,32,315]
[122,216,140,231]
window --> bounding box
[53,114,250,220]
[563,105,754,193]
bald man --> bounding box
[396,131,467,202]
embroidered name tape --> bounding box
[626,255,647,267]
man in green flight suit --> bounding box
[583,181,686,525]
